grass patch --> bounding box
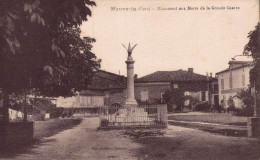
[0,118,82,158]
[169,121,247,137]
[34,118,82,141]
[168,113,248,126]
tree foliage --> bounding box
[164,89,185,111]
[0,0,100,122]
[235,89,254,108]
[227,97,236,112]
[243,23,260,90]
[0,0,99,93]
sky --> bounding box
[81,0,259,78]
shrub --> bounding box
[167,104,176,113]
[233,89,255,117]
[214,104,224,113]
[100,119,109,127]
[164,89,185,112]
[235,89,254,108]
[236,107,254,117]
[194,102,210,112]
[227,97,237,113]
[50,107,64,118]
[182,104,192,112]
[34,113,46,121]
[137,99,161,105]
[227,105,237,113]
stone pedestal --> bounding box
[248,90,260,137]
[114,107,153,126]
[0,122,34,150]
[254,108,260,117]
[247,117,260,137]
[125,56,137,105]
[248,105,260,137]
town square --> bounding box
[0,0,259,159]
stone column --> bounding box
[248,85,260,137]
[125,55,137,105]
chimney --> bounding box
[134,74,138,80]
[188,68,193,73]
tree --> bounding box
[234,89,255,117]
[235,89,254,108]
[243,23,260,91]
[0,0,100,123]
[164,89,186,112]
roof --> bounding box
[216,61,254,75]
[87,75,126,90]
[135,70,211,83]
[96,70,124,79]
[79,90,104,96]
[228,61,251,65]
[86,70,126,90]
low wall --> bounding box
[0,122,34,149]
[99,105,168,128]
[247,117,260,137]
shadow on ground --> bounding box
[124,127,260,160]
[0,118,82,159]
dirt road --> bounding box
[11,117,260,160]
[15,117,141,160]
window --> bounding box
[223,95,226,107]
[201,91,206,101]
[141,91,149,101]
[221,79,224,90]
[229,77,232,89]
[173,83,178,89]
[214,84,218,92]
[242,74,245,86]
[161,93,165,103]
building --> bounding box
[216,61,253,108]
[56,70,127,108]
[134,68,217,108]
[82,70,127,106]
[208,78,219,106]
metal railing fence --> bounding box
[99,104,168,128]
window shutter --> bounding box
[242,74,245,86]
[229,77,232,89]
[221,79,224,90]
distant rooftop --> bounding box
[216,61,253,75]
[86,70,126,90]
[228,61,251,64]
[135,69,213,83]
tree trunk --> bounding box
[2,90,10,123]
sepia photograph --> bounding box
[0,0,259,159]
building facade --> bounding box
[208,78,219,106]
[56,70,127,108]
[216,61,253,108]
[134,68,216,108]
